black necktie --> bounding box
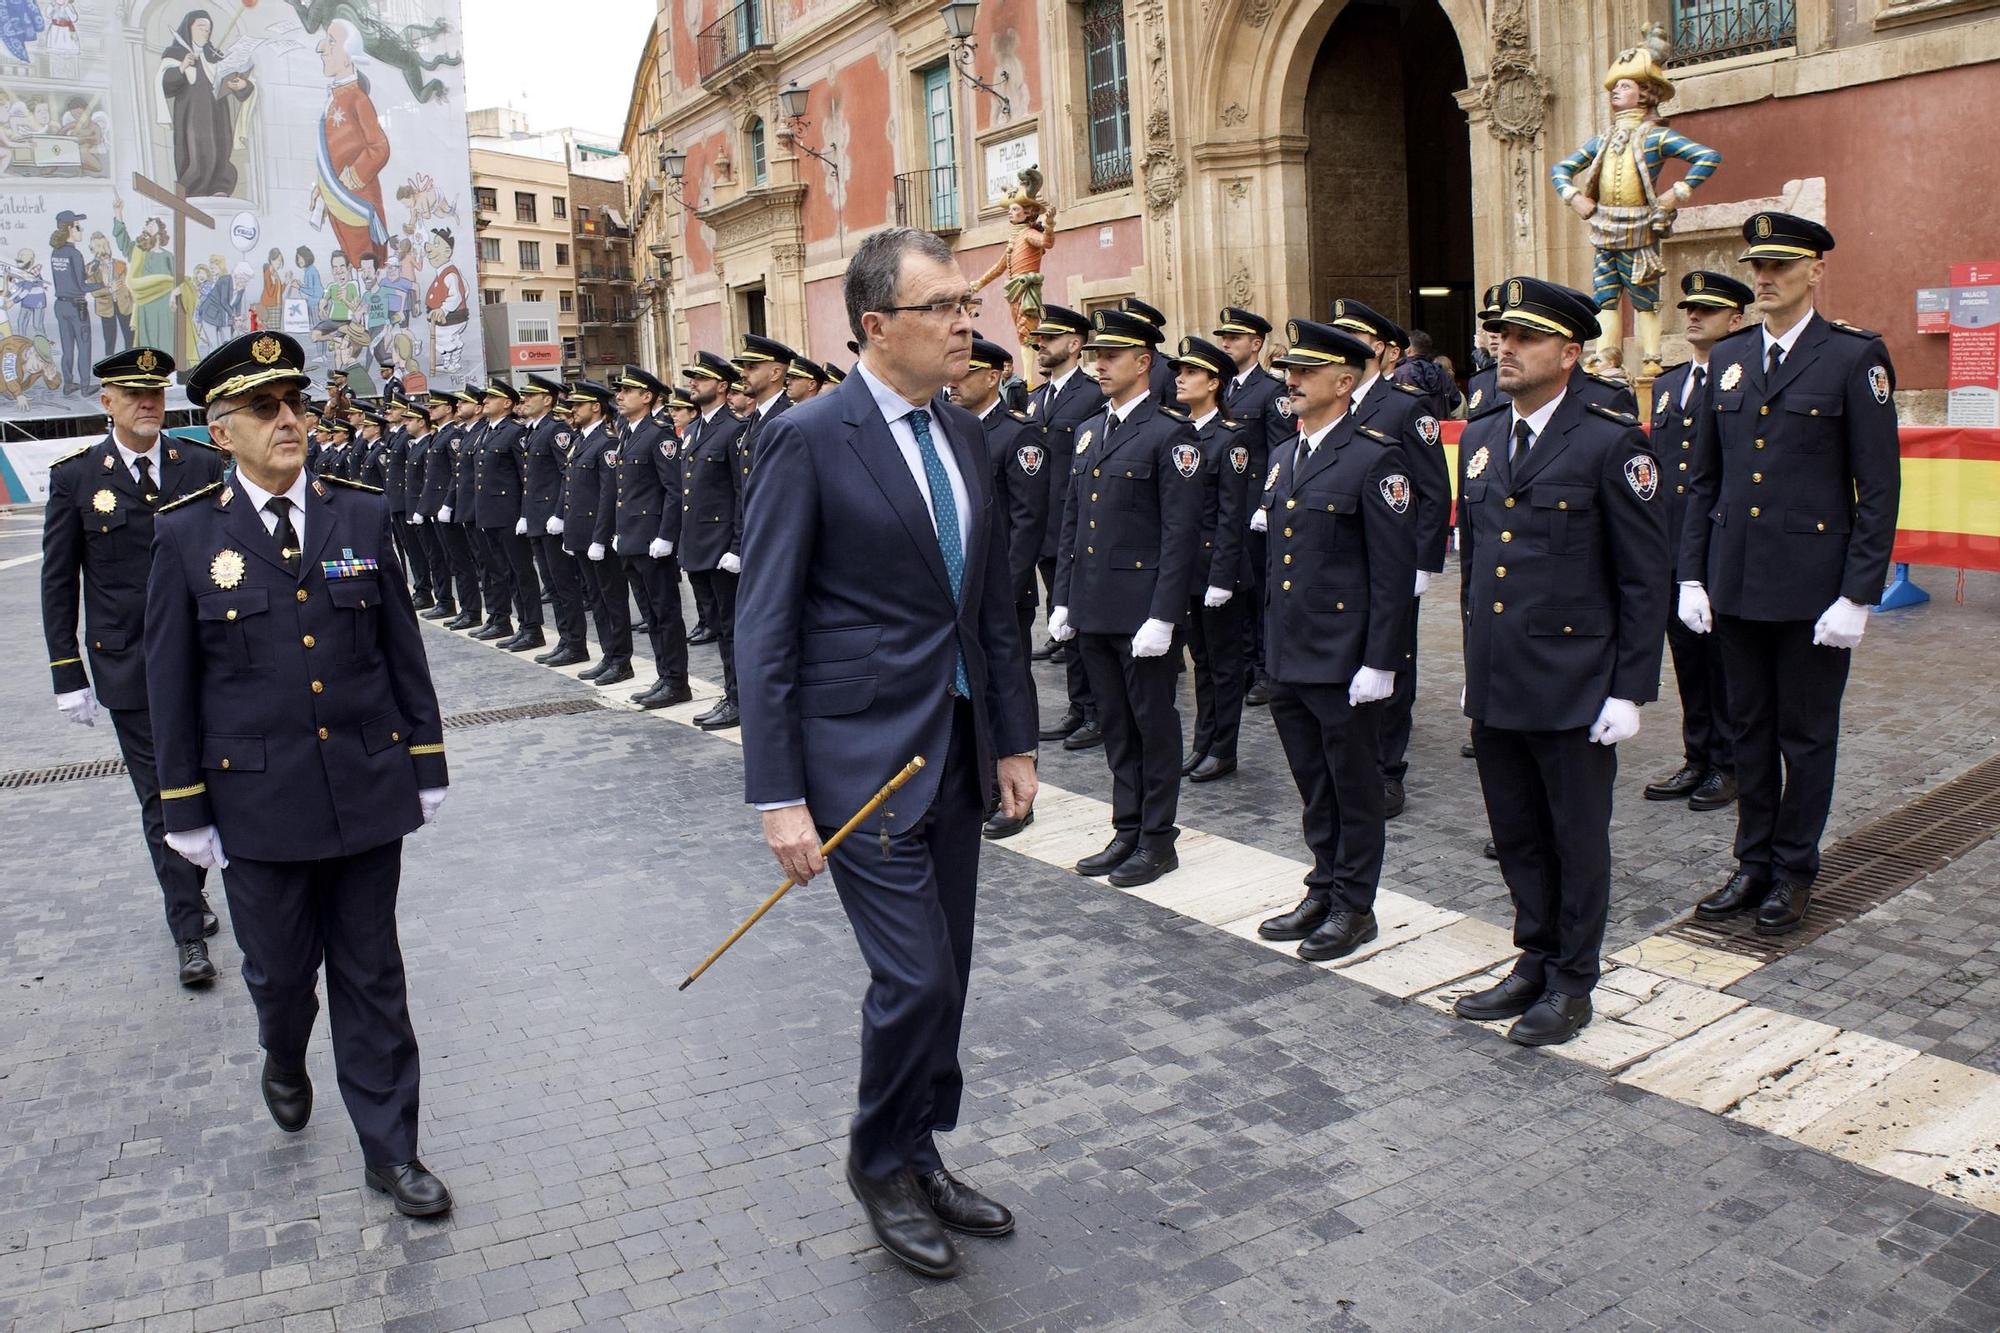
[134,455,156,504]
[1510,419,1533,466]
[1689,366,1706,410]
[1104,411,1121,443]
[1767,344,1783,378]
[266,497,300,575]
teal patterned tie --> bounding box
[908,409,971,697]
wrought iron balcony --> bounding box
[894,165,963,235]
[698,0,777,83]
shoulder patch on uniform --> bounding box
[1830,319,1883,341]
[1624,454,1659,501]
[1357,424,1394,444]
[1016,443,1045,477]
[1378,473,1411,512]
[1588,403,1638,425]
[1394,380,1424,395]
[323,475,385,494]
[49,444,92,467]
[1415,415,1440,446]
[158,482,222,513]
[1228,444,1248,474]
[1170,441,1201,478]
[1867,364,1891,404]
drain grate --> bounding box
[0,697,607,791]
[1660,755,2000,963]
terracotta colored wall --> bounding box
[970,0,1042,138]
[806,276,850,365]
[1674,64,2000,391]
[686,301,725,352]
[828,51,895,235]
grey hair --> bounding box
[845,226,955,342]
[204,397,233,427]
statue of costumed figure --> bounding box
[1550,25,1720,376]
[971,166,1054,382]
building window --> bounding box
[559,291,574,313]
[475,186,497,212]
[1082,0,1132,192]
[481,288,503,305]
[556,242,570,266]
[563,337,580,363]
[1668,0,1797,65]
[519,240,542,270]
[515,191,538,222]
[521,289,544,304]
[553,195,568,219]
[748,117,768,185]
[478,237,501,263]
[518,318,552,342]
[922,65,960,231]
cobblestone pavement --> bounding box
[4,524,1999,1332]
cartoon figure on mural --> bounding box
[87,231,132,355]
[422,227,466,374]
[43,0,79,77]
[5,248,51,339]
[159,10,257,198]
[311,18,391,266]
[111,196,181,355]
[48,208,97,393]
[0,0,44,63]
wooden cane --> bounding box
[677,756,927,991]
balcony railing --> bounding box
[698,0,776,82]
[894,165,963,235]
[1667,0,1796,65]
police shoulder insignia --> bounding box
[1170,442,1201,478]
[1016,444,1044,477]
[1831,319,1883,340]
[1395,381,1423,395]
[1161,406,1187,420]
[557,431,572,447]
[1264,463,1282,491]
[210,548,247,588]
[1274,394,1294,418]
[1228,445,1248,474]
[50,443,90,467]
[1465,446,1489,479]
[1378,474,1411,513]
[1076,428,1093,454]
[1467,388,1482,411]
[661,440,677,458]
[91,488,116,514]
[158,482,221,513]
[1867,364,1891,404]
[1416,416,1440,446]
[324,475,385,493]
[1588,403,1637,424]
[1359,425,1394,443]
[1007,409,1031,424]
[1624,454,1659,501]
[1720,362,1743,392]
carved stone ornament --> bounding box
[1489,0,1530,51]
[1220,102,1247,128]
[1242,0,1275,28]
[1226,257,1253,308]
[1481,53,1551,144]
[1142,146,1184,213]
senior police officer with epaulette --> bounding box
[1450,279,1669,1047]
[1213,307,1294,706]
[558,380,633,686]
[42,347,228,987]
[1677,213,1900,936]
[471,379,543,651]
[1642,270,1753,814]
[518,373,588,667]
[599,365,691,710]
[1027,306,1107,749]
[1327,298,1454,818]
[1247,322,1416,961]
[441,385,492,632]
[1167,336,1255,784]
[1049,308,1204,888]
[145,332,453,1217]
[680,351,751,730]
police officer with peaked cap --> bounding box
[1211,306,1293,705]
[679,351,750,727]
[520,372,590,666]
[1250,321,1415,960]
[419,391,478,624]
[733,333,797,499]
[1463,283,1640,418]
[471,378,544,650]
[144,332,453,1216]
[404,392,456,620]
[1119,295,1181,410]
[42,346,227,987]
[602,364,691,709]
[1450,279,1669,1046]
[441,384,494,631]
[785,356,828,402]
[1465,284,1504,418]
[1026,305,1107,747]
[1678,213,1900,935]
[560,380,635,686]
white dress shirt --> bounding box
[1350,372,1382,412]
[1106,390,1151,427]
[855,360,970,542]
[1508,388,1568,456]
[1682,355,1710,409]
[1761,309,1815,368]
[110,430,160,488]
[232,469,311,547]
[1191,408,1218,432]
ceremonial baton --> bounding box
[677,755,926,991]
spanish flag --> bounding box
[1893,428,2000,571]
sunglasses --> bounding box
[214,392,306,423]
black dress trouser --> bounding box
[109,704,209,945]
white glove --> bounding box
[406,513,422,526]
[418,787,446,826]
[1813,596,1870,650]
[1249,508,1268,533]
[586,542,606,562]
[719,551,741,575]
[1130,617,1174,658]
[1348,666,1395,707]
[1588,698,1640,746]
[514,518,527,536]
[1677,582,1712,635]
[56,687,97,727]
[1413,570,1432,597]
[437,504,452,523]
[648,537,673,559]
[1202,586,1232,608]
[1048,605,1075,642]
[546,516,564,536]
[612,535,622,554]
[166,825,228,870]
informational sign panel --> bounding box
[983,131,1040,208]
[1947,263,2000,429]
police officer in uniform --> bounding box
[664,389,714,645]
[442,386,492,631]
[355,411,390,489]
[1049,309,1203,887]
[1167,336,1255,783]
[380,400,429,608]
[679,352,750,729]
[1213,307,1293,707]
[1027,306,1107,747]
[1463,285,1639,418]
[560,380,634,686]
[733,335,797,509]
[1248,322,1416,960]
[785,357,828,402]
[405,393,453,621]
[146,332,452,1216]
[1119,296,1180,410]
[1643,270,1753,813]
[1678,213,1900,935]
[601,365,691,709]
[472,379,544,651]
[417,392,471,623]
[519,373,588,667]
[1465,284,1504,418]
[43,347,227,986]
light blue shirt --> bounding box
[855,359,970,543]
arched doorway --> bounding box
[1303,0,1473,372]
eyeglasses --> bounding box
[214,393,305,422]
[878,295,983,320]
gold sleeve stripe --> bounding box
[161,783,208,800]
[408,743,445,756]
[50,657,82,667]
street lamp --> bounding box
[777,82,839,178]
[657,147,700,211]
[938,0,1010,117]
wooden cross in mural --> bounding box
[131,172,216,365]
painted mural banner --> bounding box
[0,0,482,421]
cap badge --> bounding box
[1755,214,1772,238]
[136,349,159,373]
[251,335,282,365]
[1506,279,1523,307]
[91,488,116,514]
[1691,274,1705,293]
[210,549,247,589]
[1286,320,1300,343]
[1334,299,1346,319]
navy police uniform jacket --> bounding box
[450,422,481,517]
[43,436,227,709]
[521,414,569,529]
[1355,376,1452,573]
[1033,371,1107,562]
[418,425,456,517]
[598,416,682,552]
[1457,394,1670,732]
[1681,314,1900,622]
[143,474,449,862]
[472,417,527,529]
[1053,395,1205,635]
[559,422,613,557]
[1222,364,1293,494]
[980,404,1049,609]
[679,409,747,571]
[1648,363,1707,582]
[1465,364,1638,419]
[379,429,408,513]
[1193,415,1255,594]
[1261,417,1416,685]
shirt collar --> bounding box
[1046,364,1077,396]
[699,403,725,423]
[235,467,309,517]
[856,359,937,427]
[755,391,783,418]
[1762,309,1815,363]
[1191,408,1218,431]
[1351,372,1380,408]
[1109,391,1150,424]
[1510,387,1567,442]
[1302,411,1347,452]
[977,401,999,421]
[109,429,158,475]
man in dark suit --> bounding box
[1451,279,1669,1046]
[1026,306,1106,747]
[1678,213,1900,935]
[559,380,634,686]
[520,374,589,667]
[601,366,691,709]
[1643,271,1752,813]
[679,353,750,728]
[471,380,543,651]
[1213,307,1293,706]
[146,332,452,1217]
[738,227,1037,1280]
[43,347,227,986]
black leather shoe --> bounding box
[578,658,611,680]
[641,680,694,709]
[200,894,219,938]
[982,807,1033,840]
[1689,771,1738,812]
[1508,992,1593,1046]
[1107,846,1178,888]
[847,1160,958,1278]
[918,1169,1014,1237]
[592,661,635,687]
[500,627,546,653]
[535,645,591,667]
[1245,680,1271,707]
[1189,756,1236,783]
[1258,897,1330,941]
[1180,749,1207,777]
[687,626,718,646]
[1039,709,1083,741]
[470,620,514,641]
[1755,881,1812,936]
[421,603,457,621]
[1062,720,1103,751]
[442,611,479,630]
[411,596,436,613]
[1644,763,1704,801]
[1694,868,1771,921]
[364,1161,453,1217]
[1383,778,1406,819]
[629,683,660,703]
[1460,740,1476,759]
[1482,840,1498,860]
[1297,910,1379,962]
[1454,972,1543,1021]
[178,938,217,987]
[261,1054,312,1132]
[1030,638,1059,662]
[697,700,740,730]
[1076,836,1137,877]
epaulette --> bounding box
[1588,403,1639,425]
[1216,418,1243,431]
[1358,424,1395,443]
[322,475,385,494]
[48,443,92,467]
[1393,380,1425,395]
[1470,396,1511,420]
[158,482,221,513]
[1585,372,1630,392]
[1160,406,1188,420]
[1006,409,1032,424]
[1828,319,1882,340]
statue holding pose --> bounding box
[972,167,1055,380]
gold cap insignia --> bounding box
[1286,320,1300,343]
[1178,337,1193,356]
[1334,299,1346,318]
[251,335,282,365]
[211,549,247,589]
[1755,215,1772,238]
[1092,311,1108,330]
[1506,279,1523,307]
[1691,274,1705,293]
[136,349,159,372]
[92,488,116,514]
